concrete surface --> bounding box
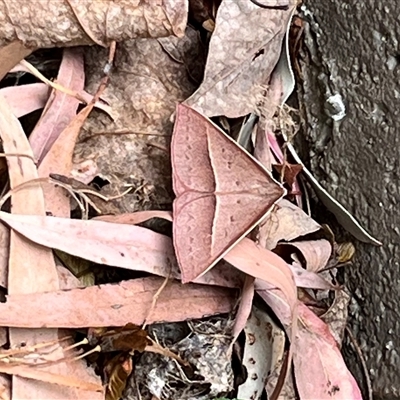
[297,1,400,398]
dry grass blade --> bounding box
[19,60,86,103]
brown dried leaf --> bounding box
[186,0,296,118]
[273,163,303,189]
[172,105,285,282]
[73,28,203,211]
[30,48,84,163]
[88,324,148,353]
[258,199,321,250]
[0,40,34,81]
[105,354,132,400]
[0,0,187,48]
[0,83,50,118]
[0,277,237,328]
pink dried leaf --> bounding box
[0,94,102,399]
[30,48,84,163]
[0,277,237,328]
[224,238,297,318]
[38,102,95,217]
[0,364,103,393]
[0,83,50,118]
[0,211,178,279]
[294,303,362,400]
[0,211,241,290]
[289,263,336,290]
[232,275,255,340]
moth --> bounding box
[171,104,286,282]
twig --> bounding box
[142,269,171,329]
[249,0,289,10]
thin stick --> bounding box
[142,269,171,329]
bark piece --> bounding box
[0,0,187,48]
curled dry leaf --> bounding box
[237,305,286,400]
[172,104,285,282]
[258,199,321,250]
[0,0,187,48]
[186,0,296,118]
[0,277,237,328]
[321,290,350,346]
[105,354,132,400]
[277,239,332,272]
